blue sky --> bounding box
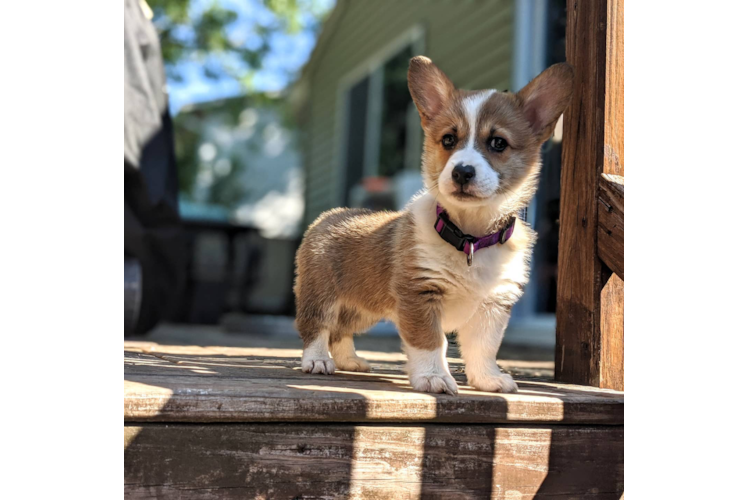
[166,0,335,115]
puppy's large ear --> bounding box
[517,63,574,142]
[408,56,455,124]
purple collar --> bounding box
[434,205,516,266]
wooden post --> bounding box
[556,0,624,390]
[597,174,624,280]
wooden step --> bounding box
[125,424,623,499]
[124,339,623,498]
[125,342,622,425]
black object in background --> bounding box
[124,0,185,334]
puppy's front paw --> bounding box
[301,357,336,375]
[334,355,371,372]
[470,373,518,393]
[411,373,459,395]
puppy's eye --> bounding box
[488,137,508,152]
[441,134,456,150]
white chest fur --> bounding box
[408,192,530,332]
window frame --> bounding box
[333,24,426,207]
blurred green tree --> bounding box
[147,0,331,211]
[148,0,329,88]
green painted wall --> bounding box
[300,0,516,226]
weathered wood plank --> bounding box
[124,375,623,425]
[599,0,625,393]
[124,348,623,425]
[556,0,624,390]
[598,173,624,279]
[124,423,624,499]
[601,272,624,391]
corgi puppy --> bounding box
[294,56,573,394]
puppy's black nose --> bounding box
[452,164,475,185]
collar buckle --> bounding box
[434,210,474,252]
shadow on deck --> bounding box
[124,325,623,498]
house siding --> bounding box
[302,0,516,226]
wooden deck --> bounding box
[124,326,623,499]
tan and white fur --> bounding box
[294,57,573,394]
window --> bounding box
[340,29,425,209]
[342,77,369,204]
[378,48,413,177]
[528,0,567,315]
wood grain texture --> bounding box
[600,0,625,392]
[605,0,624,177]
[124,347,623,425]
[124,423,624,499]
[598,174,624,280]
[601,273,624,390]
[556,0,624,390]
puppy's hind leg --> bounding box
[329,306,376,372]
[296,294,337,375]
